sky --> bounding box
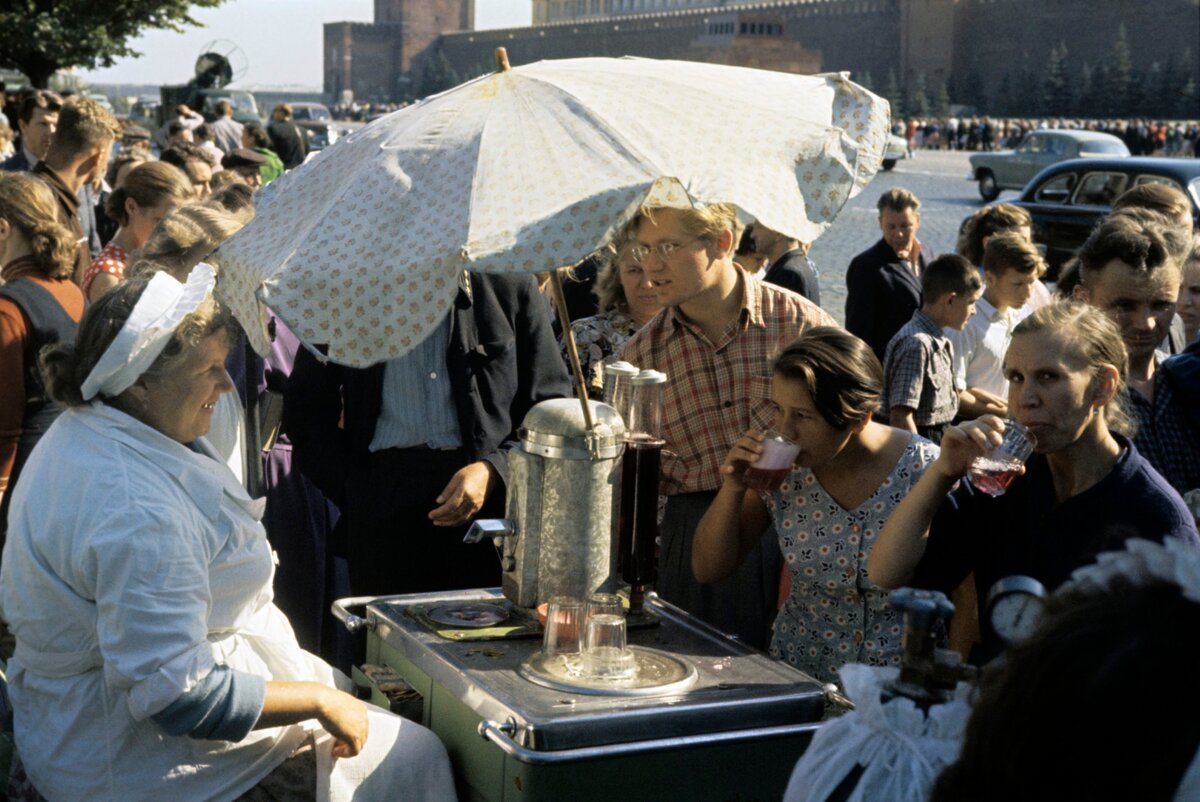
[80,0,530,88]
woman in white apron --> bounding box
[0,265,456,801]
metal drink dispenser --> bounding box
[468,398,626,609]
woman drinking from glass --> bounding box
[869,301,1200,661]
[692,327,940,684]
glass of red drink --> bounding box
[968,420,1036,497]
[743,430,800,493]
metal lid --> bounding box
[604,361,638,378]
[519,398,626,459]
[632,369,666,385]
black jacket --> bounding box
[284,272,572,509]
[844,238,932,362]
[763,248,821,307]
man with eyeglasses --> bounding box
[620,202,835,649]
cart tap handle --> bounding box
[463,519,514,544]
[331,596,380,634]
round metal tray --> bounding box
[520,646,698,697]
[426,602,510,628]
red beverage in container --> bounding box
[743,430,800,493]
[617,436,662,588]
[967,420,1035,498]
[968,456,1023,497]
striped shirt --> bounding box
[620,273,835,495]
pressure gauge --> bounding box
[985,576,1047,646]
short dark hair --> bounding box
[877,187,920,216]
[922,253,981,300]
[771,327,883,430]
[214,99,233,116]
[159,142,208,172]
[242,120,270,149]
[1078,211,1179,284]
[17,88,62,124]
[167,120,187,137]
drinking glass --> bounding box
[968,420,1036,497]
[586,592,624,621]
[582,612,636,679]
[542,596,584,656]
[743,429,800,493]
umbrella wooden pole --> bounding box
[495,47,510,72]
[548,268,595,431]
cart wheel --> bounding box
[881,159,896,171]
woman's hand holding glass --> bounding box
[934,416,1012,479]
[719,430,766,490]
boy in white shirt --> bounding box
[947,232,1046,419]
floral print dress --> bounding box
[765,435,939,684]
[559,309,639,397]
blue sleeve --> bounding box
[151,665,266,741]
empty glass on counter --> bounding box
[542,596,584,656]
[583,610,636,679]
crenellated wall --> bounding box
[327,0,1200,110]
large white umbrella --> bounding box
[218,54,890,367]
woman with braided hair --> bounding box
[0,172,84,539]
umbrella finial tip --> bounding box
[495,47,511,72]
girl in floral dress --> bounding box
[693,327,939,684]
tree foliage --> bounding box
[0,1,227,88]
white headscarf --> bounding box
[80,264,217,400]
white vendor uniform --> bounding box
[0,403,456,802]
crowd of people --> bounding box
[897,116,1200,157]
[0,74,1197,801]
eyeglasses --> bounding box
[629,236,704,264]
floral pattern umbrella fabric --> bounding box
[218,56,890,367]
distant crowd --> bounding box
[895,116,1200,157]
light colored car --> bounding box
[968,130,1130,201]
[882,133,907,171]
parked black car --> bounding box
[290,102,342,151]
[1008,157,1200,277]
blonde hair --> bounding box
[634,202,738,248]
[127,191,255,281]
[1011,300,1133,436]
[0,172,78,279]
[958,203,1032,264]
[47,95,120,158]
[592,218,641,313]
[983,231,1046,277]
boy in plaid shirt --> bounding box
[882,254,982,443]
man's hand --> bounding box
[429,460,497,527]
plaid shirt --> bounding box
[1128,369,1200,495]
[620,274,835,495]
[882,310,959,427]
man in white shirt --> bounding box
[946,232,1045,419]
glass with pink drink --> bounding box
[743,430,800,493]
[967,420,1036,497]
